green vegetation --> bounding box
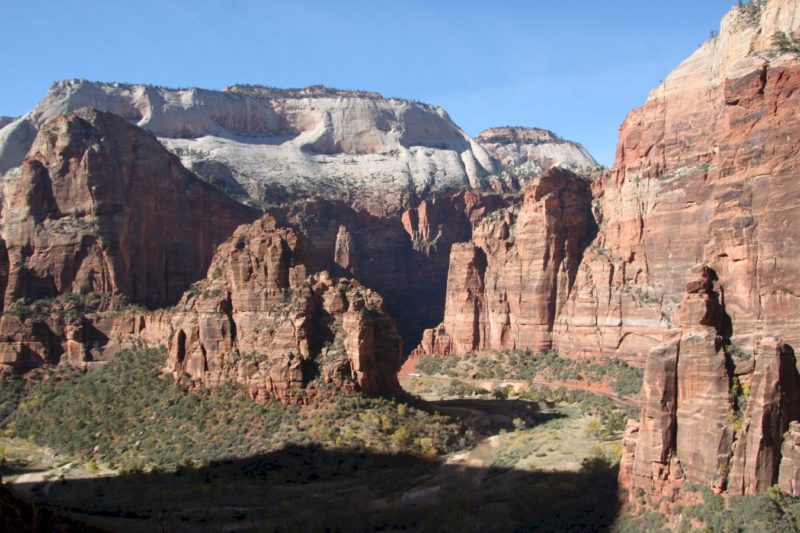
[736,0,767,25]
[727,341,752,362]
[2,347,470,472]
[4,292,146,321]
[415,349,644,397]
[773,30,800,53]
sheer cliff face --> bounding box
[1,108,259,309]
[412,168,597,357]
[556,0,800,361]
[0,82,499,216]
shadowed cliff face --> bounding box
[0,108,259,310]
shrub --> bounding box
[4,347,472,470]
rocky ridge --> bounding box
[0,81,597,215]
[476,127,599,188]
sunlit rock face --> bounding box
[1,108,259,310]
[553,0,800,362]
[0,81,503,216]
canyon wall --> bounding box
[414,0,800,366]
[1,108,259,310]
[556,0,800,362]
[411,167,596,358]
[620,265,800,499]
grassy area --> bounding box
[414,348,644,397]
[1,347,471,473]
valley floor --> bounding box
[1,373,623,531]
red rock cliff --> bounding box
[412,167,596,357]
[557,0,800,362]
[162,215,404,402]
[1,108,259,309]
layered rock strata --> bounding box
[411,167,596,357]
[1,108,259,309]
[555,0,800,362]
[0,81,500,216]
[622,265,800,499]
[0,81,601,216]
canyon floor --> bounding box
[0,358,624,531]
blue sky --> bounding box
[3,0,736,166]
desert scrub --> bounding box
[4,291,146,321]
[415,349,644,397]
[3,347,470,471]
[679,484,800,532]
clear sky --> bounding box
[2,0,737,166]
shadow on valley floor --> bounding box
[2,443,620,532]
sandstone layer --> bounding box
[0,108,259,310]
[411,167,596,357]
[621,265,800,499]
[0,82,601,216]
[476,127,598,189]
[554,0,800,362]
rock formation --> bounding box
[161,215,403,402]
[0,81,602,216]
[411,167,596,357]
[0,108,259,310]
[0,81,501,215]
[476,127,598,188]
[621,265,800,499]
[271,192,509,352]
[779,422,800,496]
[555,0,800,362]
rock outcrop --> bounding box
[1,108,259,310]
[555,0,800,362]
[0,81,503,215]
[162,215,403,402]
[272,192,509,353]
[622,265,800,499]
[476,127,598,188]
[779,422,800,496]
[411,167,596,357]
[0,81,604,216]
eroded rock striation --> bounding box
[411,167,597,357]
[621,265,800,500]
[0,108,259,310]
